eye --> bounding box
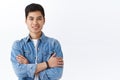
[29,17,33,21]
[37,17,42,20]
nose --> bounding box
[33,20,37,25]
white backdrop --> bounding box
[1,0,120,80]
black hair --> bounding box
[25,3,45,19]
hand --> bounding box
[16,55,29,64]
[48,53,64,68]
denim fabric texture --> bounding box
[11,33,63,80]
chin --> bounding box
[33,31,41,34]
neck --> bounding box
[30,32,42,39]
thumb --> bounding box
[51,53,56,57]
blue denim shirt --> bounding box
[10,33,63,80]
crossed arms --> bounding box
[11,40,64,80]
[16,53,63,74]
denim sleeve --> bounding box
[10,40,37,78]
[40,40,64,80]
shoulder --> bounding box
[45,36,60,44]
[42,32,60,44]
[44,36,62,49]
[12,37,27,48]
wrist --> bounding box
[45,61,50,69]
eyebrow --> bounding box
[28,16,43,18]
[28,16,33,19]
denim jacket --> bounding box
[10,33,63,80]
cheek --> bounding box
[26,20,32,24]
[26,22,32,28]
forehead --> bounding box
[27,11,43,17]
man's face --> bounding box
[26,11,45,34]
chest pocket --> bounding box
[23,50,35,63]
[24,50,30,56]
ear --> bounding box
[43,17,45,24]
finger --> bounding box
[16,57,23,61]
[16,56,21,60]
[16,56,25,62]
[59,60,63,62]
[17,58,25,64]
[16,55,22,58]
[56,57,63,61]
[58,61,64,65]
[18,55,25,59]
[16,58,21,63]
[56,57,63,59]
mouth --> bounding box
[32,26,39,29]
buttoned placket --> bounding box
[34,40,39,80]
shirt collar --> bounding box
[25,32,46,43]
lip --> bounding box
[32,26,39,29]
